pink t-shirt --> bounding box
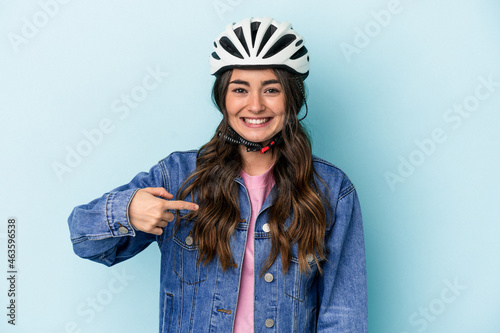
[233,167,274,332]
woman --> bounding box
[68,17,367,332]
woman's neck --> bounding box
[239,145,276,176]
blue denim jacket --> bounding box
[68,150,367,332]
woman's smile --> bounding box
[241,117,273,126]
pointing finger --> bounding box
[166,200,199,211]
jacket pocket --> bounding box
[284,246,320,302]
[173,223,208,285]
[161,292,174,333]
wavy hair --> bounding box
[176,68,328,274]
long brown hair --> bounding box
[176,68,328,274]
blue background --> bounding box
[1,0,499,332]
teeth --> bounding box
[244,118,269,124]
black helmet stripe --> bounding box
[263,34,297,59]
[211,52,221,60]
[219,36,244,59]
[256,24,277,57]
[233,27,250,57]
[290,46,308,60]
[250,21,260,48]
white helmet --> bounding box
[210,17,310,78]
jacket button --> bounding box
[264,273,274,283]
[262,223,270,233]
[118,226,128,234]
[306,253,314,263]
[185,236,193,246]
[265,318,274,328]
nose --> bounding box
[247,92,264,113]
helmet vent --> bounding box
[250,21,261,47]
[290,46,308,60]
[233,27,250,57]
[257,24,277,56]
[263,34,296,59]
[211,52,220,60]
[219,36,244,59]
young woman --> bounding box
[68,17,368,332]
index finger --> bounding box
[165,200,199,211]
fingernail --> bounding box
[194,204,199,210]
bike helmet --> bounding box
[210,17,310,79]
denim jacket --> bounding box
[68,150,367,332]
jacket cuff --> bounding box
[105,188,140,237]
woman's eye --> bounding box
[233,88,247,94]
[265,88,280,94]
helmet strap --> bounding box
[219,126,283,154]
[295,75,308,122]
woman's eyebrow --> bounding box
[228,79,280,86]
[229,79,249,86]
[262,79,280,86]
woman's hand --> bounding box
[128,187,199,235]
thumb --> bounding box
[142,187,174,200]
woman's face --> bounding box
[225,69,286,145]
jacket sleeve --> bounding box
[317,184,368,332]
[67,162,167,267]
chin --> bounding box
[241,133,273,144]
[231,125,280,144]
